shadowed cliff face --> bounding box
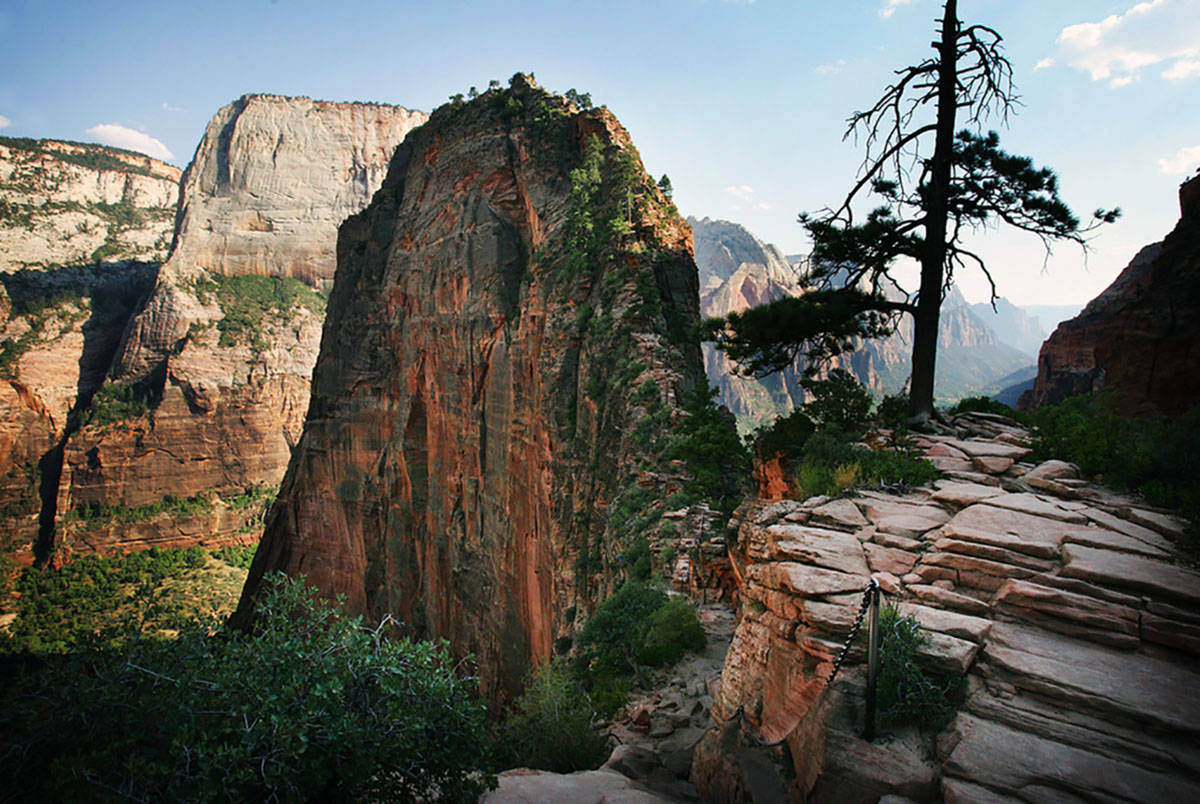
[237,77,706,700]
[1022,175,1200,416]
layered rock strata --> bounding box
[49,96,426,557]
[236,76,710,700]
[1022,175,1200,415]
[694,412,1200,800]
[0,138,182,561]
[0,137,180,272]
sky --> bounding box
[1,0,1197,306]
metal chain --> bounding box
[734,578,879,746]
[822,578,878,691]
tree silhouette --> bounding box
[702,0,1117,426]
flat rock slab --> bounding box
[941,713,1199,802]
[1080,507,1175,553]
[767,524,868,576]
[858,496,950,525]
[1061,524,1171,558]
[944,504,1097,558]
[993,579,1140,649]
[908,584,992,617]
[864,543,919,576]
[482,768,672,802]
[809,499,868,529]
[1061,543,1200,605]
[930,481,1004,509]
[814,726,939,803]
[917,630,980,675]
[941,439,1031,461]
[984,622,1200,734]
[898,602,992,643]
[875,513,945,539]
[977,492,1089,524]
[758,562,866,597]
[1123,506,1189,539]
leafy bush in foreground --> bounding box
[876,605,965,731]
[492,660,609,773]
[0,574,492,802]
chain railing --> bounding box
[734,577,883,745]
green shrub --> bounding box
[752,406,816,458]
[947,395,1019,418]
[874,392,910,431]
[875,605,965,731]
[802,369,874,432]
[665,384,750,516]
[1031,395,1200,550]
[492,660,608,773]
[636,597,706,667]
[210,544,256,569]
[0,574,493,801]
[574,583,705,712]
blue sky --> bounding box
[1,0,1197,305]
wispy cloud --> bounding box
[1052,0,1200,88]
[1034,57,1055,71]
[0,114,11,129]
[722,184,771,210]
[879,0,914,19]
[161,101,185,113]
[815,59,846,75]
[1158,144,1200,174]
[85,123,174,161]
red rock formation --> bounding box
[236,76,708,700]
[50,96,426,557]
[1022,175,1200,415]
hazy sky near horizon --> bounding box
[1,0,1196,306]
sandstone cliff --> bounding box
[237,76,709,700]
[0,138,180,565]
[692,218,1032,432]
[0,137,180,272]
[48,96,427,558]
[693,415,1200,800]
[1021,175,1200,416]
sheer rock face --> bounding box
[52,96,426,556]
[238,78,705,700]
[1022,176,1200,415]
[0,138,180,272]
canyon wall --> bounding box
[0,137,180,565]
[1022,175,1200,416]
[237,76,709,700]
[2,95,427,564]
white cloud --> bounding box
[0,114,11,129]
[85,123,174,161]
[879,0,914,19]
[1034,57,1055,71]
[723,184,757,202]
[1158,144,1200,174]
[815,59,846,75]
[1054,0,1200,88]
[161,101,184,113]
[1163,57,1200,79]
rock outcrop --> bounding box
[1021,175,1200,415]
[692,413,1200,800]
[236,76,710,701]
[0,137,180,271]
[0,138,180,564]
[48,96,426,558]
[692,218,1032,431]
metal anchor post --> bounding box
[864,580,881,742]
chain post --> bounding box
[863,581,881,742]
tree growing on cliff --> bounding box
[702,0,1117,426]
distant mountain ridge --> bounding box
[694,218,1034,429]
